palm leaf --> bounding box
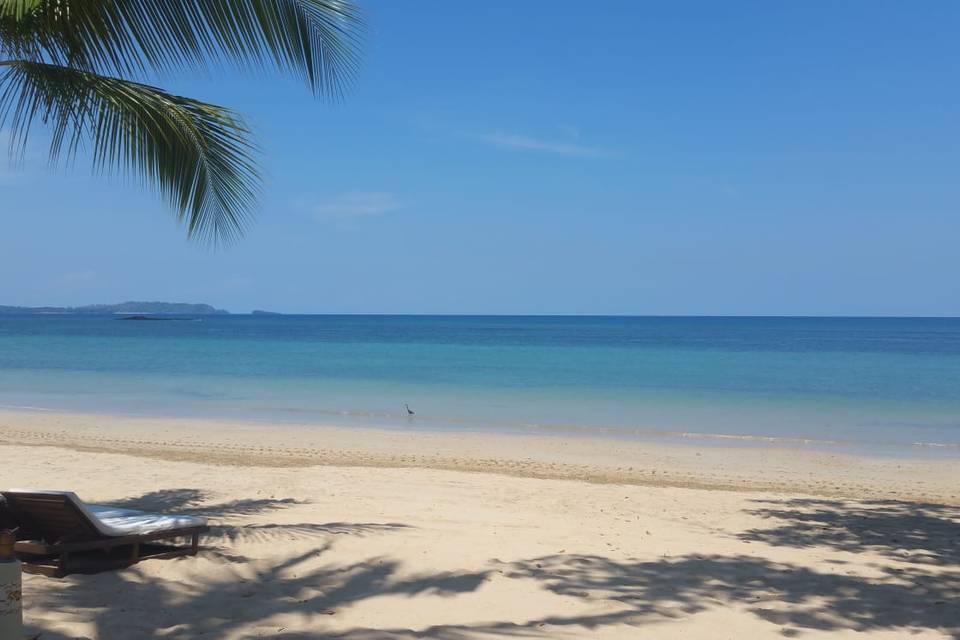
[0,60,260,244]
[0,0,362,243]
[0,1,363,97]
[0,1,42,20]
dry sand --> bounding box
[1,409,958,639]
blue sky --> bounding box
[2,0,959,315]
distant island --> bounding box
[0,301,229,315]
[251,310,283,316]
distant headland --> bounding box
[0,302,229,315]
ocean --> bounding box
[1,314,958,455]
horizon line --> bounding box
[4,310,960,320]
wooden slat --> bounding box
[4,491,209,577]
[15,526,208,555]
[18,536,206,578]
[2,492,101,543]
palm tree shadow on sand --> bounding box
[738,497,960,565]
[108,488,305,518]
[22,494,960,639]
[104,487,411,562]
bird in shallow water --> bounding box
[405,403,415,416]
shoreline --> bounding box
[2,407,958,505]
[5,400,960,459]
[5,407,959,638]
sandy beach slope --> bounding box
[1,409,958,639]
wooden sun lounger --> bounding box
[1,490,209,577]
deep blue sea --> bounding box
[1,315,959,454]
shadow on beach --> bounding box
[739,497,960,565]
[108,488,307,518]
[107,488,411,551]
[23,491,960,639]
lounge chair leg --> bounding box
[130,542,140,563]
[190,532,199,555]
[58,552,69,575]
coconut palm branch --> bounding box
[0,0,362,244]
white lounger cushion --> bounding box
[6,490,207,537]
[85,505,207,536]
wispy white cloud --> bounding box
[62,270,96,284]
[480,131,609,158]
[222,276,256,291]
[300,192,403,219]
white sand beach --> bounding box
[2,409,958,639]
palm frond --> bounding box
[0,60,260,244]
[0,1,42,20]
[0,0,363,97]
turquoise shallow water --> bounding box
[1,315,958,453]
